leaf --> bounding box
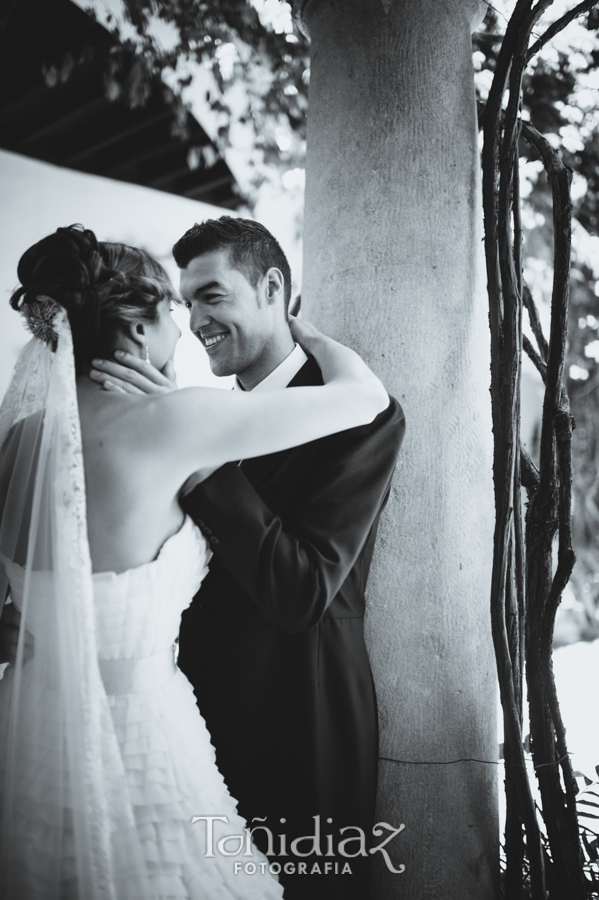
[577,798,599,808]
[574,770,593,785]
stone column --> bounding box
[295,1,498,897]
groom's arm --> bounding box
[181,397,405,633]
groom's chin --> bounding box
[207,357,237,379]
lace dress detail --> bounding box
[0,517,283,900]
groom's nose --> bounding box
[190,305,210,334]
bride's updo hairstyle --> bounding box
[10,224,177,374]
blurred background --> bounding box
[0,0,598,778]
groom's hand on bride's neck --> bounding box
[89,353,177,396]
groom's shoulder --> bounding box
[292,355,405,447]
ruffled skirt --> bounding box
[0,663,283,900]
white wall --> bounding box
[0,149,302,397]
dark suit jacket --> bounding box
[179,357,405,899]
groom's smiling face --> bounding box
[179,248,280,381]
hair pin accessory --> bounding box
[22,296,63,344]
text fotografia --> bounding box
[234,860,352,877]
[190,815,406,874]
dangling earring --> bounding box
[145,339,150,363]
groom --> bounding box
[120,217,404,899]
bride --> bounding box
[0,225,389,899]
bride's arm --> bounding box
[133,320,389,479]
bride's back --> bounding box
[0,380,185,579]
[77,382,185,574]
[5,225,187,575]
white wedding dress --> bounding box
[0,515,283,900]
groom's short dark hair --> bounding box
[173,217,292,312]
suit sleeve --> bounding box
[181,397,405,634]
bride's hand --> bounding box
[180,464,222,497]
[89,353,177,395]
[290,316,389,417]
[289,315,325,352]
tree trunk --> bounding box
[295,1,498,896]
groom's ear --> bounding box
[264,267,285,307]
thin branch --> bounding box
[542,399,575,636]
[526,0,599,62]
[481,0,512,27]
[521,446,540,492]
[514,130,524,303]
[483,0,535,347]
[521,121,572,483]
[524,334,547,381]
[481,0,589,891]
[523,283,549,361]
[544,399,581,883]
[519,116,584,896]
[482,7,551,895]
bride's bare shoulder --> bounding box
[91,387,230,449]
[79,387,247,485]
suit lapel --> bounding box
[286,355,323,389]
[239,356,323,486]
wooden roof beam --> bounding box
[64,109,173,166]
[183,175,235,200]
[17,95,107,151]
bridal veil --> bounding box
[0,301,149,898]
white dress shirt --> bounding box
[233,343,308,393]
